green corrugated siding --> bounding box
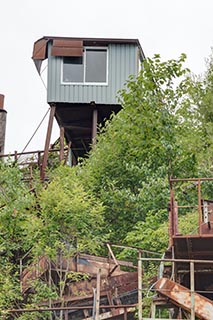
[47,43,138,104]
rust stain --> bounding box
[155,277,213,320]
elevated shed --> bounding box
[32,36,145,178]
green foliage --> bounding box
[25,278,58,304]
[193,54,213,177]
[33,165,105,257]
[81,54,199,244]
[125,210,198,256]
[0,162,36,257]
[0,163,105,313]
[0,262,21,309]
[0,162,37,313]
[125,209,169,253]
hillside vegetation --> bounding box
[0,52,213,316]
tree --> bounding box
[80,54,199,244]
[34,165,105,257]
[0,162,105,317]
[0,162,37,313]
[188,50,213,179]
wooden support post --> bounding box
[138,251,142,320]
[95,269,101,320]
[60,126,64,162]
[41,105,56,181]
[92,108,98,147]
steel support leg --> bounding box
[41,105,56,181]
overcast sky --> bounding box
[1,0,213,154]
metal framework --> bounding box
[3,255,213,320]
[0,146,69,182]
[1,175,213,319]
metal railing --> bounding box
[169,177,213,242]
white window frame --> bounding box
[61,46,108,86]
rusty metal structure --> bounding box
[17,245,140,320]
[0,146,69,187]
[4,177,213,319]
[148,177,213,319]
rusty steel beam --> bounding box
[4,304,137,313]
[95,269,101,320]
[124,308,127,320]
[59,126,64,161]
[92,107,98,146]
[138,251,143,320]
[169,185,179,244]
[190,261,195,320]
[106,243,119,276]
[173,201,178,236]
[140,257,213,264]
[106,242,161,256]
[41,104,56,180]
[170,178,213,182]
[169,187,174,247]
[198,179,202,236]
[155,277,213,320]
[0,147,67,158]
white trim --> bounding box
[61,47,108,86]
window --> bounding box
[62,48,108,84]
[63,57,84,83]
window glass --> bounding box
[85,49,107,83]
[63,57,83,82]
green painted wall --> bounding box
[47,43,140,105]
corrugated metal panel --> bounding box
[47,43,138,104]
